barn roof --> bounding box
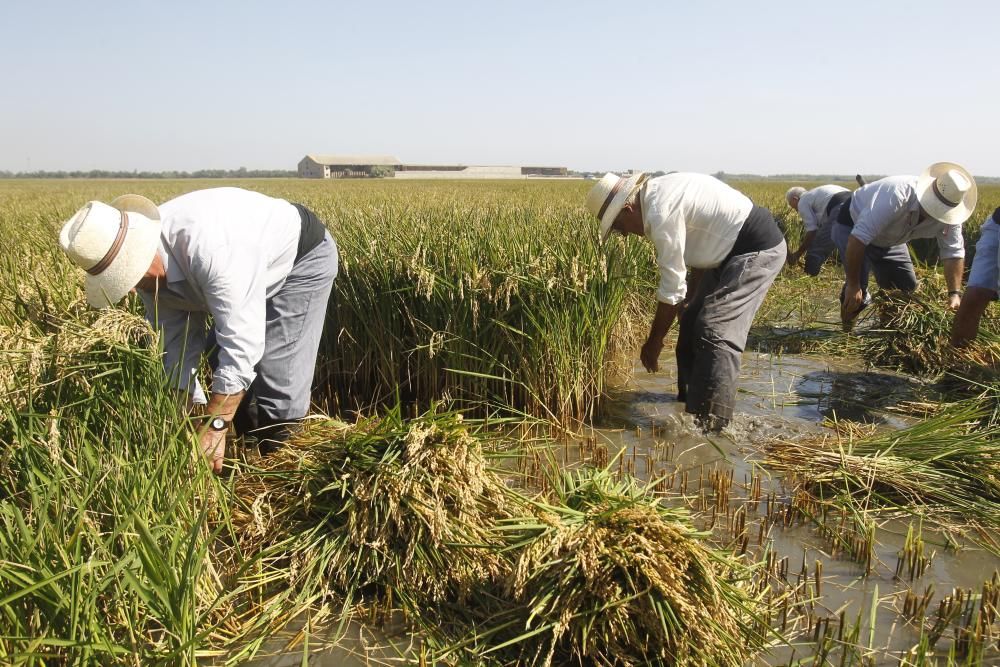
[304,154,401,166]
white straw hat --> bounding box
[585,172,647,242]
[59,194,161,308]
[915,162,977,225]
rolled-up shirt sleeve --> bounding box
[798,199,820,232]
[938,223,965,260]
[851,184,908,246]
[191,244,266,395]
[141,294,208,404]
[649,214,687,304]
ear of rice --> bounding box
[439,467,766,667]
[232,407,515,613]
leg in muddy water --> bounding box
[675,273,715,403]
[685,242,786,431]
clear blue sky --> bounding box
[3,1,999,175]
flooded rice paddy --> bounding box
[254,348,1000,665]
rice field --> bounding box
[3,177,1000,665]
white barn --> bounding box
[297,154,401,179]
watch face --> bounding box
[211,417,227,431]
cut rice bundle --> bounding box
[232,409,514,610]
[477,468,765,667]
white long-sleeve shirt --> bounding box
[641,173,754,304]
[798,184,849,232]
[849,176,965,259]
[138,187,302,401]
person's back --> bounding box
[643,172,753,269]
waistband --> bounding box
[825,191,852,218]
[836,195,855,228]
[724,205,784,261]
[292,203,326,262]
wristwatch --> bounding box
[209,416,229,432]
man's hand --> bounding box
[947,292,962,311]
[640,337,664,372]
[786,249,799,266]
[841,286,864,330]
[199,427,226,474]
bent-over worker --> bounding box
[586,172,785,432]
[58,187,338,472]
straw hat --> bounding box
[586,172,647,242]
[59,194,161,308]
[915,162,977,225]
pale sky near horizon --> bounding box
[3,1,998,175]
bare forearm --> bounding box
[206,391,245,421]
[648,300,681,342]
[796,230,817,255]
[943,258,964,293]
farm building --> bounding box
[297,154,402,179]
[298,154,568,179]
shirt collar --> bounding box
[640,179,655,236]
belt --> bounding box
[292,203,326,262]
[835,194,855,228]
[825,191,852,219]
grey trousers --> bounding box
[803,220,838,276]
[213,232,338,436]
[830,222,918,296]
[675,241,786,424]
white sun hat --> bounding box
[915,162,977,225]
[59,194,161,308]
[585,172,647,242]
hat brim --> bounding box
[84,211,161,308]
[599,174,646,243]
[111,194,160,221]
[915,162,977,225]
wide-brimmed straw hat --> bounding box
[59,194,161,308]
[915,162,977,225]
[586,172,647,242]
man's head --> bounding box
[785,187,805,211]
[915,162,977,226]
[585,172,648,242]
[59,194,162,308]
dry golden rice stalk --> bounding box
[231,409,514,609]
[486,468,765,667]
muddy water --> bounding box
[251,350,1000,665]
[598,351,1000,665]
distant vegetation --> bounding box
[0,167,297,179]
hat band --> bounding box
[931,180,959,208]
[597,177,629,221]
[86,210,129,276]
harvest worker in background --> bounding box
[587,172,785,432]
[784,184,850,275]
[952,207,1000,347]
[831,162,976,330]
[58,187,338,472]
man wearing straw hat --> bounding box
[784,184,850,275]
[952,207,1000,347]
[831,162,976,330]
[586,172,785,432]
[58,187,339,472]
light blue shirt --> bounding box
[138,187,302,402]
[849,176,964,259]
[798,184,848,232]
